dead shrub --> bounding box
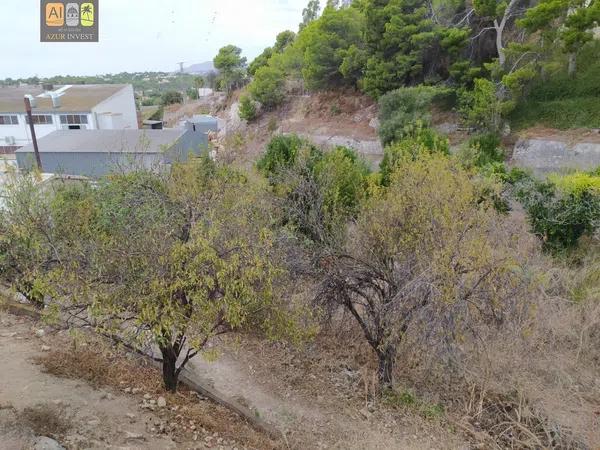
[36,338,162,393]
[18,404,72,439]
[35,335,279,449]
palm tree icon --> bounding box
[81,3,94,26]
[82,4,92,20]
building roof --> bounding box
[16,129,186,154]
[190,114,218,124]
[0,84,129,113]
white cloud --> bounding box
[0,0,307,78]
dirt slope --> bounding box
[0,312,179,450]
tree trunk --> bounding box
[160,344,179,393]
[377,346,396,390]
[494,19,506,68]
[568,52,577,78]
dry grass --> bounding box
[18,403,72,439]
[35,335,280,450]
[231,218,600,449]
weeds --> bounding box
[18,404,72,439]
[382,388,444,420]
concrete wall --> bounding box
[511,139,600,175]
[16,151,164,178]
[16,128,211,178]
[1,112,94,148]
[166,127,210,163]
[92,85,138,130]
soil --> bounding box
[0,311,265,450]
[0,311,181,450]
[189,333,468,450]
[517,126,600,144]
[0,308,469,449]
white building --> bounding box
[0,84,138,153]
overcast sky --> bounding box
[0,0,308,79]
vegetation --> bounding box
[1,158,305,392]
[317,153,531,387]
[456,133,504,169]
[248,66,286,109]
[258,135,370,245]
[2,2,600,447]
[238,95,258,122]
[516,170,600,252]
[510,42,600,129]
[161,90,184,105]
[213,45,247,93]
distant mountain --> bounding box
[183,62,217,75]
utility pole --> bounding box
[24,97,43,171]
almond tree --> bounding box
[317,153,532,388]
[4,158,302,392]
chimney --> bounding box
[51,93,61,108]
[24,94,37,108]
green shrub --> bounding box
[458,78,513,132]
[313,146,370,219]
[510,97,600,130]
[378,87,433,146]
[238,95,257,122]
[509,42,600,130]
[259,137,370,246]
[249,66,286,109]
[516,172,600,252]
[161,90,183,106]
[257,134,317,176]
[378,86,454,146]
[457,133,504,169]
[379,125,449,186]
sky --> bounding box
[0,0,308,79]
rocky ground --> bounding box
[0,311,262,450]
[0,307,470,450]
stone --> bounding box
[157,396,167,408]
[35,329,45,338]
[143,393,152,400]
[126,413,136,420]
[123,431,146,442]
[369,118,380,130]
[512,139,600,175]
[33,436,66,450]
[41,345,51,352]
[131,388,142,394]
[359,407,372,419]
[123,387,131,393]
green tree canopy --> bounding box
[2,159,305,392]
[213,45,247,92]
[297,5,366,89]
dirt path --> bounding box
[0,312,182,450]
[188,343,466,449]
[0,307,467,449]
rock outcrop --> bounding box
[512,139,600,175]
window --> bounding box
[60,114,88,125]
[0,115,18,125]
[26,115,53,125]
